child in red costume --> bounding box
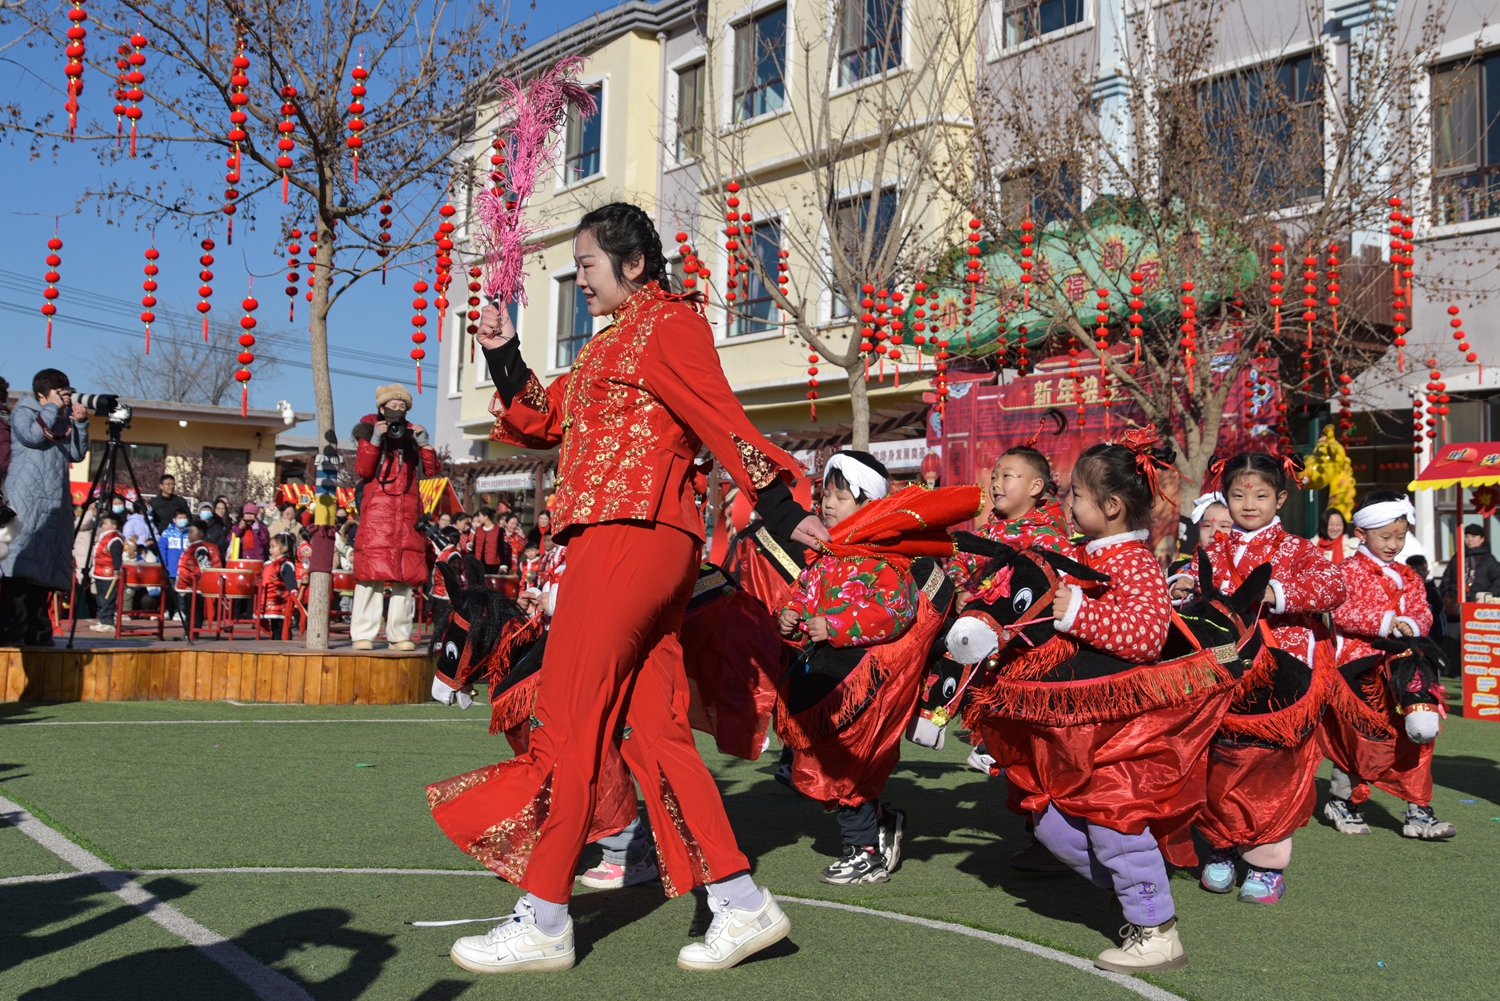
[1192,452,1343,904]
[1322,491,1454,840]
[427,204,819,975]
[777,452,972,885]
[258,533,299,636]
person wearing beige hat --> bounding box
[350,383,437,650]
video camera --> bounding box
[72,392,132,428]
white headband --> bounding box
[824,452,888,501]
[1352,498,1416,531]
[1190,492,1226,524]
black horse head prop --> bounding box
[1370,635,1448,743]
[944,533,1109,665]
[433,553,529,695]
[1156,547,1274,670]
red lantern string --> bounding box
[1016,322,1028,377]
[676,231,699,290]
[1018,218,1034,309]
[1388,196,1405,295]
[224,26,248,244]
[411,273,429,392]
[889,289,905,389]
[285,228,302,321]
[1299,252,1317,404]
[123,31,147,156]
[1337,369,1354,440]
[911,280,928,372]
[858,282,875,379]
[965,217,983,323]
[489,134,506,192]
[41,224,62,348]
[874,287,890,381]
[1450,302,1480,380]
[1326,242,1341,334]
[1096,287,1111,428]
[466,264,483,363]
[196,236,214,341]
[1268,241,1284,337]
[112,41,129,144]
[63,2,88,138]
[1426,360,1448,443]
[723,181,742,306]
[1180,279,1197,394]
[377,197,393,282]
[1068,328,1084,428]
[436,200,456,337]
[347,55,368,183]
[1412,391,1426,454]
[776,247,790,301]
[276,85,298,202]
[806,345,820,422]
[1128,270,1144,372]
[140,244,159,353]
[236,282,257,417]
[305,223,317,307]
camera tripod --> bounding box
[68,418,171,649]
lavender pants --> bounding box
[1032,804,1174,927]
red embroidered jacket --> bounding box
[173,539,222,594]
[1332,549,1432,665]
[488,283,799,541]
[783,554,919,648]
[1056,531,1171,663]
[947,500,1070,585]
[1196,518,1345,663]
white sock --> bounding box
[524,893,570,936]
[706,873,764,911]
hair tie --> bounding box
[1119,427,1173,504]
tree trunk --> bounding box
[848,364,871,451]
[305,220,337,651]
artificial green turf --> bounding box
[2,698,1498,1000]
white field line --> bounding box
[3,718,484,726]
[0,797,312,1001]
[0,859,1188,999]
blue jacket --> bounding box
[158,521,191,577]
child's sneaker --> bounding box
[966,747,998,775]
[876,804,906,873]
[1094,918,1189,973]
[1237,868,1285,904]
[1323,798,1371,834]
[1401,804,1456,840]
[1200,849,1236,893]
[578,857,659,889]
[819,845,890,885]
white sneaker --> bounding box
[1324,798,1371,835]
[676,887,790,970]
[1094,919,1189,973]
[966,748,997,775]
[449,898,575,974]
[578,857,660,890]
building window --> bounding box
[555,277,593,368]
[1200,55,1323,206]
[838,0,902,87]
[999,166,1079,227]
[475,300,520,386]
[676,61,705,161]
[564,84,603,183]
[734,6,787,123]
[1002,0,1084,48]
[1432,55,1500,225]
[730,219,783,337]
[831,188,899,317]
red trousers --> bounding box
[428,521,749,902]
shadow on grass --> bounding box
[2,877,409,1001]
[1432,753,1500,806]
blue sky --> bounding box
[1,0,607,437]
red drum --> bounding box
[201,568,256,597]
[485,574,521,599]
[229,559,264,573]
[332,571,356,593]
[123,562,166,587]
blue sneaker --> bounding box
[1200,850,1236,893]
[1238,868,1285,904]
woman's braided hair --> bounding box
[577,202,680,294]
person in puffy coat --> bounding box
[0,370,89,646]
[350,383,437,650]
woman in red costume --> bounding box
[426,203,828,975]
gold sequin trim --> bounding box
[465,770,554,883]
[732,433,780,490]
[425,763,501,810]
[754,526,802,579]
[658,767,711,896]
[517,374,549,414]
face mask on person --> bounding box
[175,517,189,529]
[200,509,213,520]
[111,504,125,515]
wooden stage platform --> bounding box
[1,637,436,705]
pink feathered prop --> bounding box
[475,57,597,304]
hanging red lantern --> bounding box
[1411,391,1425,454]
[1180,279,1197,392]
[1018,218,1034,308]
[1326,242,1341,333]
[411,274,429,392]
[806,349,819,422]
[122,31,147,156]
[435,201,456,337]
[347,56,368,183]
[111,41,129,144]
[777,247,790,299]
[1268,241,1284,336]
[235,284,258,417]
[196,236,214,341]
[911,280,928,372]
[676,231,698,290]
[1095,287,1112,425]
[63,1,88,138]
[467,264,483,363]
[276,85,298,202]
[378,197,393,281]
[141,245,159,353]
[223,27,249,244]
[1388,196,1405,294]
[40,225,62,348]
[1127,270,1144,372]
[285,228,302,321]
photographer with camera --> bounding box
[350,384,437,651]
[0,370,89,646]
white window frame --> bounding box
[666,47,709,169]
[988,0,1093,62]
[817,178,902,325]
[555,75,608,192]
[721,0,795,128]
[546,263,606,376]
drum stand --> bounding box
[67,417,176,648]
